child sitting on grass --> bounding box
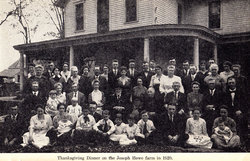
[119,114,144,146]
[137,110,156,145]
[109,113,127,142]
[93,110,115,145]
[214,121,233,144]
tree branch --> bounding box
[0,11,13,26]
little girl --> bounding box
[45,90,59,117]
[119,114,144,145]
[66,97,82,123]
[214,121,233,144]
[185,109,213,148]
[109,113,127,142]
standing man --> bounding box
[108,59,120,91]
[230,64,248,94]
[79,66,92,97]
[127,59,138,88]
[149,60,156,74]
[137,61,153,89]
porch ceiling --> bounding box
[14,24,221,53]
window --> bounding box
[178,4,182,24]
[209,1,221,29]
[75,3,84,31]
[126,0,137,22]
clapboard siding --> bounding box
[184,0,250,35]
[64,0,250,38]
[65,0,97,37]
[109,0,154,31]
[219,0,250,34]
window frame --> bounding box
[124,0,139,24]
[177,3,183,24]
[75,1,85,32]
[208,0,221,30]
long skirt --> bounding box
[186,134,213,149]
[21,131,50,149]
[110,134,127,142]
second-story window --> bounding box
[126,0,137,22]
[209,0,221,29]
[75,3,84,31]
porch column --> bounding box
[19,51,24,92]
[193,38,199,68]
[144,38,150,62]
[69,45,74,67]
[214,44,218,64]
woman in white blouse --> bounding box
[21,105,53,149]
[55,82,66,104]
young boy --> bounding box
[89,101,102,122]
[66,97,82,123]
[214,121,233,144]
[73,108,96,145]
[93,110,115,144]
[45,90,59,117]
[109,113,127,142]
[119,114,144,146]
[137,110,156,145]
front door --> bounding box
[97,0,109,33]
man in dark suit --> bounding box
[107,87,131,121]
[22,81,46,122]
[43,61,55,80]
[1,106,25,147]
[24,64,51,96]
[108,59,121,92]
[159,104,188,147]
[66,83,86,107]
[137,61,153,89]
[79,66,92,97]
[165,81,187,116]
[180,60,190,80]
[223,77,248,143]
[231,64,248,94]
[127,59,139,88]
[202,79,224,136]
[90,66,108,93]
[182,64,203,94]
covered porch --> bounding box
[14,24,221,91]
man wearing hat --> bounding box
[127,59,138,87]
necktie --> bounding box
[74,92,77,97]
[170,114,173,122]
[131,69,134,77]
[114,69,117,76]
[12,115,16,121]
[143,121,148,134]
[103,121,109,132]
[210,90,214,96]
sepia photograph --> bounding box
[0,0,249,159]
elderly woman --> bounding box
[21,105,53,149]
[66,66,81,93]
[132,77,148,107]
[211,106,241,149]
[204,64,224,91]
[117,66,131,97]
[46,103,74,146]
[187,81,203,117]
[55,82,66,104]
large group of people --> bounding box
[0,57,248,151]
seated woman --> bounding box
[185,109,213,149]
[21,105,53,149]
[117,66,131,98]
[55,82,66,104]
[211,106,241,149]
[187,81,203,117]
[47,103,74,146]
[132,77,148,109]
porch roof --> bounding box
[14,24,222,53]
